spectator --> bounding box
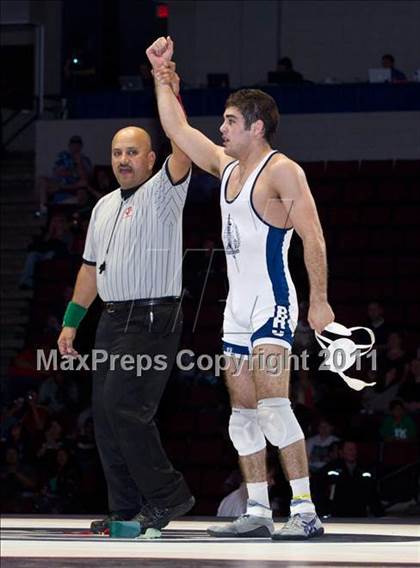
[319,441,384,517]
[36,419,64,477]
[38,372,79,416]
[1,422,31,463]
[0,447,37,512]
[37,135,93,214]
[381,332,408,374]
[271,57,304,84]
[21,391,50,447]
[366,301,390,349]
[19,214,73,289]
[217,463,279,517]
[90,167,114,199]
[362,367,404,414]
[398,357,420,412]
[306,418,340,473]
[381,54,407,82]
[380,400,417,442]
[217,481,248,517]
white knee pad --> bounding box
[257,398,304,449]
[228,408,266,456]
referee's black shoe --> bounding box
[132,495,195,531]
[90,512,132,533]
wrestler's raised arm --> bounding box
[146,36,230,178]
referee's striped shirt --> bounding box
[83,157,190,301]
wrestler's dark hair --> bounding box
[225,89,279,143]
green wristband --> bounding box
[63,301,88,328]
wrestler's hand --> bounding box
[146,36,174,69]
[308,301,335,334]
[57,327,79,357]
[154,61,180,96]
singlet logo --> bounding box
[272,305,289,337]
[224,214,241,257]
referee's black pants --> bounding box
[92,301,191,515]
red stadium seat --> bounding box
[397,257,420,276]
[394,160,420,177]
[201,469,233,497]
[342,179,374,203]
[359,160,394,177]
[382,441,418,467]
[163,411,196,435]
[362,257,394,278]
[336,227,369,251]
[164,438,189,465]
[360,206,391,225]
[397,279,420,300]
[357,442,380,467]
[328,206,360,226]
[325,160,359,179]
[302,161,326,181]
[196,410,228,435]
[393,206,419,225]
[330,257,362,278]
[361,279,395,302]
[188,438,224,466]
[329,279,361,302]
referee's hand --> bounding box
[57,327,79,357]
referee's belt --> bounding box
[104,296,180,313]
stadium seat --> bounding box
[188,439,224,466]
[382,441,418,467]
[394,159,420,177]
[325,160,359,179]
[359,160,393,177]
[302,161,326,181]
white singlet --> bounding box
[220,150,298,356]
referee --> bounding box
[57,124,194,533]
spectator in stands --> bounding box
[37,135,93,215]
[217,463,279,517]
[318,441,383,517]
[398,357,420,412]
[366,301,389,349]
[21,391,50,448]
[362,366,404,413]
[1,422,31,464]
[19,214,73,289]
[36,419,65,478]
[306,418,340,474]
[381,54,407,82]
[45,448,80,513]
[0,447,37,512]
[38,371,79,417]
[0,399,25,439]
[380,399,417,442]
[90,167,114,199]
[271,57,304,84]
[217,481,248,517]
[381,332,409,374]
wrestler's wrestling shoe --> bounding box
[132,495,195,532]
[207,502,274,538]
[90,513,132,533]
[272,512,324,540]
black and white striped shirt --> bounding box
[83,157,190,301]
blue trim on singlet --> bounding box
[222,341,250,356]
[266,226,290,307]
[248,226,294,347]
